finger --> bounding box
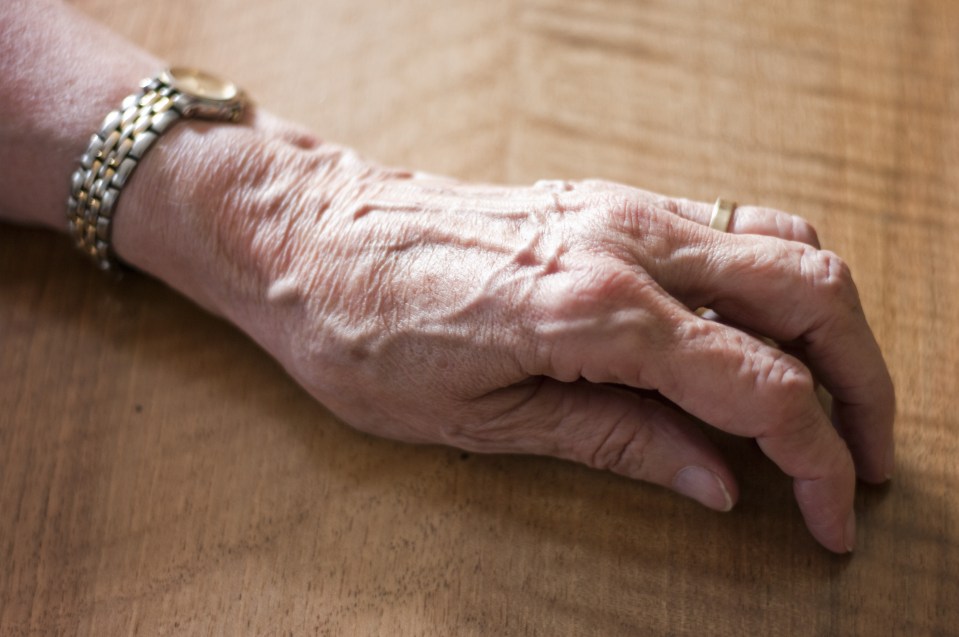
[522,267,855,551]
[652,317,857,553]
[571,180,821,247]
[469,379,738,512]
[700,311,835,413]
[658,197,822,248]
[534,296,857,551]
[646,228,895,485]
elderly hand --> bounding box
[115,113,894,554]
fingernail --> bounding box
[673,466,733,512]
[844,510,857,553]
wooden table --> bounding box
[3,0,957,634]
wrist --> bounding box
[111,111,347,334]
[0,1,158,229]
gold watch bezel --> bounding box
[160,67,240,102]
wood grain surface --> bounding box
[2,0,958,634]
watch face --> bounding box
[165,67,238,101]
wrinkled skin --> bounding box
[0,0,895,555]
[112,114,895,554]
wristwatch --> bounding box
[67,67,248,271]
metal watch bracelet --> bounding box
[67,67,246,270]
[67,76,192,271]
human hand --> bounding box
[117,114,894,554]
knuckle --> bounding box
[533,178,573,192]
[578,178,617,190]
[570,192,683,267]
[587,408,654,476]
[599,196,657,240]
[530,266,672,383]
[752,352,817,429]
[650,196,681,215]
[592,197,687,268]
[763,353,815,400]
[800,248,857,307]
[543,266,643,320]
[547,266,673,345]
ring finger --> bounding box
[658,196,821,248]
[570,180,821,247]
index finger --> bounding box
[652,314,858,553]
[647,232,895,485]
[523,262,858,552]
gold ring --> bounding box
[709,198,737,232]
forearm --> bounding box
[0,0,158,229]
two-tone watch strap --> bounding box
[67,76,187,271]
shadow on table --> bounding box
[2,224,954,636]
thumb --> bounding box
[467,379,739,512]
